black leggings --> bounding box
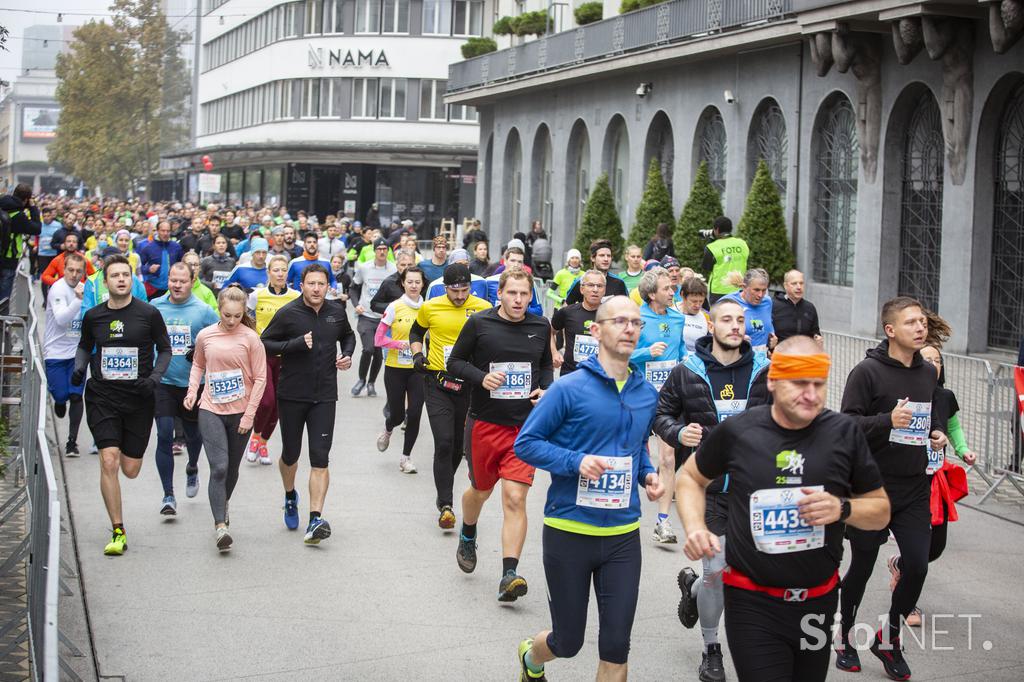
[68,394,84,446]
[357,315,383,382]
[278,399,335,469]
[543,526,641,665]
[724,586,838,682]
[383,366,424,456]
[928,502,950,563]
[841,475,931,641]
[423,379,468,509]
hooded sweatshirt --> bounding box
[840,339,944,478]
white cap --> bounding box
[565,248,582,263]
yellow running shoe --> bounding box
[104,528,127,556]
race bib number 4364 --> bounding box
[100,347,138,380]
[749,486,825,554]
[489,361,532,399]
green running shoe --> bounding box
[518,638,546,681]
[104,528,127,556]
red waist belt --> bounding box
[723,566,839,603]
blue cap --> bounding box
[249,237,269,253]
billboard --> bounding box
[22,107,60,140]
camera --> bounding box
[636,82,652,98]
[724,90,736,105]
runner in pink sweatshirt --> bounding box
[186,285,267,551]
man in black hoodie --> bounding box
[836,296,948,680]
[654,298,770,682]
[0,184,42,306]
[771,269,821,343]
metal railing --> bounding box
[447,0,794,93]
[0,260,60,680]
[821,331,1023,503]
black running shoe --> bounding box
[456,534,477,573]
[698,643,726,682]
[870,631,911,680]
[677,567,699,628]
[498,570,528,603]
[835,635,862,673]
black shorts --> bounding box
[278,399,335,469]
[85,393,155,459]
[154,383,202,421]
[705,491,729,536]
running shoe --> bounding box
[89,444,99,455]
[160,495,177,516]
[350,379,366,396]
[216,527,233,551]
[185,467,200,498]
[456,533,477,573]
[887,555,901,592]
[103,528,127,556]
[172,440,185,457]
[438,506,456,530]
[835,634,862,672]
[698,643,726,682]
[366,382,377,397]
[652,519,678,544]
[303,517,332,544]
[246,436,260,463]
[258,443,272,465]
[518,638,547,681]
[376,430,392,452]
[498,570,528,603]
[906,607,922,627]
[869,631,911,680]
[65,442,80,458]
[399,456,417,474]
[283,492,300,530]
[677,567,699,628]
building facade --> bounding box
[447,0,1024,355]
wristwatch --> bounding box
[839,497,852,522]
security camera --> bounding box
[724,89,736,104]
[636,82,652,98]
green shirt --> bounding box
[619,270,644,293]
[706,236,749,295]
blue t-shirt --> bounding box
[721,291,775,350]
[39,220,62,256]
[287,258,337,291]
[150,294,220,387]
[222,265,268,292]
[418,259,446,284]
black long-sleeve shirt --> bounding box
[563,271,627,306]
[771,292,821,342]
[369,272,404,315]
[260,296,356,403]
[447,307,553,426]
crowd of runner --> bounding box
[5,183,984,681]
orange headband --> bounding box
[767,353,831,380]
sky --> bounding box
[0,1,119,78]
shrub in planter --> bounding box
[574,173,625,267]
[461,37,498,59]
[574,1,603,25]
[515,10,549,37]
[737,159,795,285]
[492,16,516,35]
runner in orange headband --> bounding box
[767,352,831,380]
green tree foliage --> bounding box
[492,16,516,35]
[461,37,498,58]
[628,158,675,249]
[574,173,624,268]
[675,161,723,269]
[51,0,189,196]
[574,2,603,25]
[737,159,795,284]
[514,10,549,36]
[619,0,640,12]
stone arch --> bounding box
[530,123,554,238]
[503,128,523,242]
[810,91,859,287]
[643,111,675,200]
[746,97,789,204]
[564,119,591,239]
[602,114,630,219]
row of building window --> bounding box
[201,77,477,134]
[204,0,485,72]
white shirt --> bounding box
[44,278,83,360]
[318,236,346,260]
[682,311,710,354]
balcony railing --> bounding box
[448,0,794,93]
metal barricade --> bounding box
[0,260,61,680]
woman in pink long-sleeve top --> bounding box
[185,285,267,551]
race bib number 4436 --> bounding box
[749,486,825,554]
[489,361,532,399]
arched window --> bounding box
[605,116,630,218]
[567,120,590,233]
[481,134,493,224]
[812,95,859,286]
[749,98,788,204]
[532,125,554,237]
[645,112,674,200]
[505,129,523,237]
[988,82,1024,348]
[898,92,944,312]
[696,107,727,196]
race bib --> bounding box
[889,401,932,446]
[212,270,231,289]
[715,398,747,421]
[576,456,633,509]
[67,318,82,339]
[208,369,245,404]
[749,486,825,554]
[100,346,138,380]
[443,345,453,366]
[489,361,532,400]
[572,334,598,363]
[752,344,768,354]
[645,360,676,390]
[926,447,945,475]
[167,325,192,356]
[396,346,413,367]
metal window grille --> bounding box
[752,99,788,204]
[988,83,1024,349]
[898,93,944,312]
[698,109,727,196]
[812,96,859,286]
